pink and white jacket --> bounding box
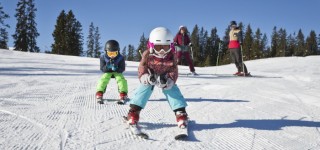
[138,50,178,83]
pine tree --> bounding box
[0,2,10,49]
[190,25,200,66]
[212,28,220,66]
[261,33,268,58]
[93,26,101,58]
[127,44,135,61]
[52,10,83,56]
[51,10,67,54]
[286,33,296,56]
[295,29,305,56]
[252,28,262,59]
[13,0,39,52]
[136,33,147,60]
[200,28,208,66]
[243,24,253,60]
[270,26,279,57]
[26,0,39,52]
[277,28,287,57]
[65,10,83,56]
[305,30,317,56]
[220,25,231,65]
[86,22,94,57]
[121,46,127,60]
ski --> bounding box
[234,72,252,77]
[174,124,189,141]
[186,72,199,77]
[97,98,130,105]
[122,116,149,139]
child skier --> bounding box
[96,40,128,104]
[125,27,188,130]
[174,25,197,75]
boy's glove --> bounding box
[111,65,117,71]
[188,43,193,47]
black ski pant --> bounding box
[229,48,248,73]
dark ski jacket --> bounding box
[174,33,191,46]
[100,54,125,73]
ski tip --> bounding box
[174,134,188,141]
[137,133,149,139]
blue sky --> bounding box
[2,0,320,52]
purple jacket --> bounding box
[174,33,191,46]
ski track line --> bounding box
[0,109,50,149]
[282,79,320,149]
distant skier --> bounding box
[174,25,197,76]
[126,27,189,129]
[96,40,128,104]
[226,21,250,76]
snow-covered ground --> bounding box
[1,49,320,150]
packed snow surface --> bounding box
[1,49,320,150]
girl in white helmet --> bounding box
[125,27,188,129]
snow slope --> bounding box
[1,49,320,150]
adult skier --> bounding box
[227,21,250,76]
[174,25,197,75]
[95,40,128,104]
[125,27,189,131]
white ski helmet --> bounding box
[148,27,174,57]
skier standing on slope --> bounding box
[174,25,197,76]
[96,40,128,104]
[226,21,250,76]
[126,27,189,129]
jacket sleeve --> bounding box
[138,50,149,79]
[167,52,178,83]
[186,34,191,44]
[117,56,125,73]
[100,55,108,73]
[173,34,178,44]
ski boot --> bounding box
[191,71,198,76]
[96,91,103,104]
[233,71,242,76]
[124,106,148,138]
[127,108,140,125]
[118,92,128,104]
[175,111,188,129]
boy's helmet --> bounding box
[148,27,174,58]
[105,40,120,52]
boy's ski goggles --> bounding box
[107,51,118,57]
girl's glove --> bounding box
[163,78,174,90]
[140,74,157,85]
[156,74,168,88]
[148,73,157,85]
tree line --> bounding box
[1,1,319,67]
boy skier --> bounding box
[96,40,128,104]
[125,27,188,132]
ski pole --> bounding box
[139,49,142,57]
[190,46,194,60]
[240,44,245,77]
[216,42,222,74]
